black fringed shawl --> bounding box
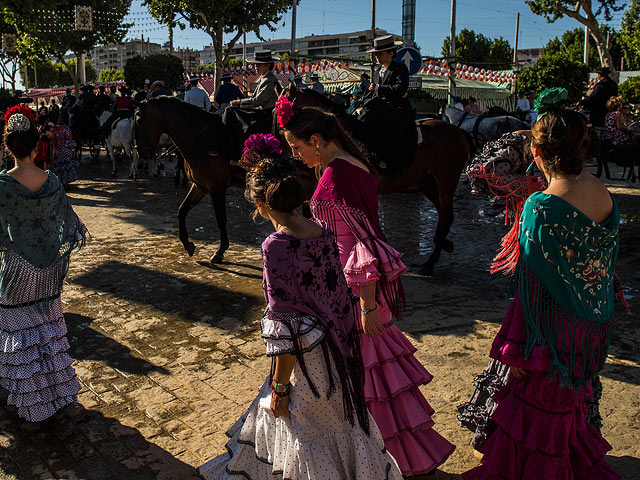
[0,171,87,310]
[261,226,369,434]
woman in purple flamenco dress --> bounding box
[463,109,622,479]
[282,103,455,477]
[197,140,402,479]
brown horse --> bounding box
[283,86,474,275]
[135,97,235,264]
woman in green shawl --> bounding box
[0,107,87,422]
[464,109,622,479]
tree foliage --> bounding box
[99,68,125,82]
[619,76,640,103]
[442,28,512,70]
[620,0,640,70]
[517,53,590,102]
[124,54,184,90]
[19,58,96,88]
[143,0,294,90]
[1,0,131,91]
[526,0,624,78]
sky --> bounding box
[125,0,627,58]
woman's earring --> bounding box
[315,144,320,156]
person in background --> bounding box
[516,91,530,122]
[580,66,618,127]
[62,87,77,110]
[133,80,150,103]
[175,84,186,101]
[109,85,118,105]
[603,96,639,147]
[184,75,212,111]
[53,111,79,189]
[310,73,325,94]
[33,123,55,170]
[148,80,172,98]
[465,96,482,115]
[101,87,134,137]
[0,108,87,422]
[293,73,306,89]
[36,101,49,126]
[48,98,60,125]
[214,73,243,114]
[453,96,464,110]
[95,85,111,114]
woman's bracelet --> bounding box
[271,379,290,397]
[361,305,377,315]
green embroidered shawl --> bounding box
[0,170,86,308]
[518,191,619,389]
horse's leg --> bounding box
[124,138,137,180]
[209,190,229,264]
[420,176,443,276]
[107,140,117,177]
[178,183,207,256]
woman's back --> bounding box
[544,171,613,224]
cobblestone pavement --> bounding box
[0,157,638,479]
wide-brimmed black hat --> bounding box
[248,49,278,63]
[366,34,402,53]
[221,73,232,81]
[310,73,320,80]
[597,66,611,75]
[293,73,304,83]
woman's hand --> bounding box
[361,308,384,337]
[368,82,376,92]
[270,391,290,418]
[510,366,528,380]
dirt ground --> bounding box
[0,155,638,479]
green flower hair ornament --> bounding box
[533,87,569,119]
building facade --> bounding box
[89,39,163,73]
[225,28,393,60]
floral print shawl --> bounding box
[518,192,619,389]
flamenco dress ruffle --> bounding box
[345,237,455,476]
[463,292,622,480]
[197,313,402,480]
[0,298,80,422]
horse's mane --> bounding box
[145,96,223,125]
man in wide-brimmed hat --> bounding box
[149,80,172,98]
[360,34,416,176]
[184,75,211,110]
[214,73,243,114]
[579,66,618,127]
[310,72,324,94]
[222,50,281,158]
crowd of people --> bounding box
[0,32,633,479]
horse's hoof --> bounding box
[441,239,454,253]
[419,263,435,276]
[185,242,196,257]
[210,253,224,265]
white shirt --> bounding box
[454,102,464,111]
[184,87,212,110]
[516,98,530,112]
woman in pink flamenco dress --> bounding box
[463,109,622,479]
[281,101,455,477]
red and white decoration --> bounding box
[420,59,517,84]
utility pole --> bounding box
[402,0,416,47]
[242,31,247,68]
[370,0,376,79]
[512,12,519,94]
[290,0,297,58]
[583,26,589,65]
[448,0,456,105]
[33,62,38,88]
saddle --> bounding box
[111,114,132,131]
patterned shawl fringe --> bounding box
[267,305,370,435]
[519,263,615,390]
[0,216,86,314]
[311,199,406,319]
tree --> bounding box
[143,0,294,91]
[442,28,513,70]
[517,53,590,102]
[124,54,184,91]
[620,0,640,70]
[526,0,624,79]
[99,68,125,82]
[619,76,640,103]
[0,14,20,91]
[543,26,624,71]
[2,0,131,92]
[19,60,60,88]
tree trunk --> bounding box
[589,25,617,81]
[59,56,80,94]
[213,23,224,93]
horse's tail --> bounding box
[461,128,476,160]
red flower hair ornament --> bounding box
[275,97,294,128]
[3,104,36,133]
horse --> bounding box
[134,97,235,264]
[442,107,529,148]
[99,112,137,179]
[282,86,474,275]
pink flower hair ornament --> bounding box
[239,133,282,170]
[275,96,294,128]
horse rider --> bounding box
[360,34,416,176]
[214,73,243,114]
[77,84,97,111]
[310,73,325,94]
[579,66,618,127]
[62,87,77,110]
[149,80,172,98]
[222,49,280,158]
[293,73,307,90]
[101,86,134,137]
[184,75,212,110]
[133,80,150,103]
